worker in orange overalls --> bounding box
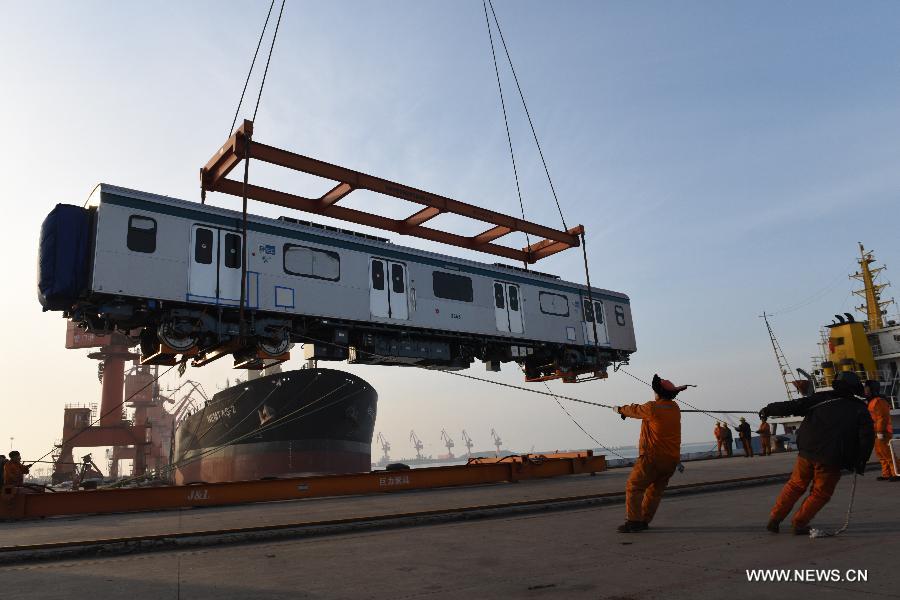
[714,422,725,457]
[757,417,772,456]
[865,380,897,481]
[612,374,691,533]
[761,371,874,535]
[3,451,30,487]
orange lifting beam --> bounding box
[201,120,584,264]
[0,452,605,520]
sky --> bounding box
[1,1,898,468]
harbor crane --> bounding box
[440,429,455,459]
[491,428,503,456]
[461,430,474,457]
[409,430,424,460]
[376,432,391,463]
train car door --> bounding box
[494,282,524,334]
[189,226,218,301]
[189,226,242,304]
[217,231,243,304]
[369,258,408,319]
[582,297,610,346]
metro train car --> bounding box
[38,184,636,380]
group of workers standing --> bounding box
[713,416,773,458]
[611,371,894,536]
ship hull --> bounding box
[173,369,377,484]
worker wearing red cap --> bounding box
[865,380,897,481]
[612,374,691,533]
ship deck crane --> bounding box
[440,429,455,459]
[376,432,391,463]
[461,430,474,457]
[409,430,424,460]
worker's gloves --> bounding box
[612,406,627,420]
[877,433,885,440]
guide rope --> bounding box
[810,473,858,538]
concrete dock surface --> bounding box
[2,452,897,599]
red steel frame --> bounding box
[201,120,584,264]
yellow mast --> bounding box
[850,242,892,330]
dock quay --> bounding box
[3,452,895,599]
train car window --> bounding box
[371,260,385,290]
[614,305,626,326]
[539,292,569,316]
[284,244,340,281]
[494,283,505,309]
[194,228,213,264]
[508,286,520,311]
[224,233,241,269]
[127,215,157,253]
[596,302,604,324]
[583,299,595,322]
[432,271,473,302]
[391,263,405,293]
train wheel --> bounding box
[157,321,197,352]
[257,331,292,357]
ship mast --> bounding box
[761,312,800,402]
[851,242,894,330]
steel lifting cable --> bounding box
[482,0,530,251]
[28,363,179,467]
[233,0,286,335]
[252,0,287,122]
[486,0,568,231]
[228,0,276,135]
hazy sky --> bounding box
[1,1,898,466]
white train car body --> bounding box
[39,184,636,379]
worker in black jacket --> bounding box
[734,418,754,457]
[760,371,875,535]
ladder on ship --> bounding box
[761,312,801,402]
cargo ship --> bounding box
[173,368,377,484]
[767,243,900,437]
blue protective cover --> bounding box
[37,204,91,311]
